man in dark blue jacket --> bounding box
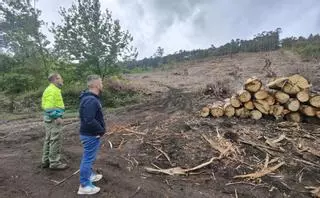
[77,75,105,195]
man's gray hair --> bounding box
[87,75,101,87]
[48,73,60,82]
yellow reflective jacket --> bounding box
[41,84,65,119]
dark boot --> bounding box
[50,163,69,170]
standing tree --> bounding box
[0,0,50,112]
[52,0,137,78]
[0,0,50,75]
[153,46,164,57]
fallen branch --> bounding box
[108,123,146,136]
[239,139,284,154]
[145,156,220,176]
[122,128,147,135]
[293,158,320,169]
[108,140,113,149]
[277,121,300,129]
[234,161,285,180]
[51,169,80,186]
[202,131,240,159]
[129,186,141,198]
[153,146,173,167]
[305,186,320,198]
[202,134,225,154]
[145,146,231,176]
[118,138,126,150]
[225,181,256,186]
[264,134,286,148]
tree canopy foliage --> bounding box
[52,0,137,78]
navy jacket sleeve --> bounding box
[82,99,104,134]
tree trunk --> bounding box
[244,77,262,93]
[254,89,269,100]
[275,91,290,104]
[270,105,284,117]
[266,95,276,106]
[267,75,310,91]
[201,107,210,117]
[285,112,301,122]
[300,105,316,117]
[285,98,300,112]
[310,95,320,108]
[230,95,241,108]
[9,95,14,113]
[282,109,291,117]
[237,90,251,103]
[296,90,310,103]
[288,74,310,89]
[235,107,250,118]
[224,102,235,117]
[251,110,262,120]
[267,77,288,89]
[316,111,320,119]
[283,82,301,95]
[253,99,270,114]
[244,101,254,110]
[210,104,224,118]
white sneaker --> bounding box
[77,184,100,195]
[90,173,103,182]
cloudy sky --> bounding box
[37,0,320,59]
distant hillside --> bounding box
[126,28,320,69]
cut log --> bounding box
[310,95,320,108]
[237,90,252,103]
[224,102,235,117]
[316,111,320,119]
[275,91,290,104]
[253,104,268,115]
[297,90,310,103]
[268,75,310,94]
[230,95,241,108]
[282,109,291,116]
[244,77,262,93]
[267,77,289,89]
[288,74,311,89]
[251,110,263,120]
[270,105,284,117]
[201,107,211,117]
[285,112,301,122]
[235,108,250,118]
[283,82,301,95]
[235,108,243,117]
[254,100,270,114]
[300,105,316,117]
[285,99,300,112]
[210,103,224,118]
[254,89,269,100]
[244,101,254,110]
[266,95,276,106]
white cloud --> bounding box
[36,0,320,59]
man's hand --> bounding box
[55,118,63,125]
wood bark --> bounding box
[244,77,262,92]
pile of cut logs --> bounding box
[201,74,320,122]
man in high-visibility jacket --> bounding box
[41,73,68,170]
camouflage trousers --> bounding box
[42,121,63,168]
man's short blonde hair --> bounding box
[48,73,60,82]
[87,75,101,88]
